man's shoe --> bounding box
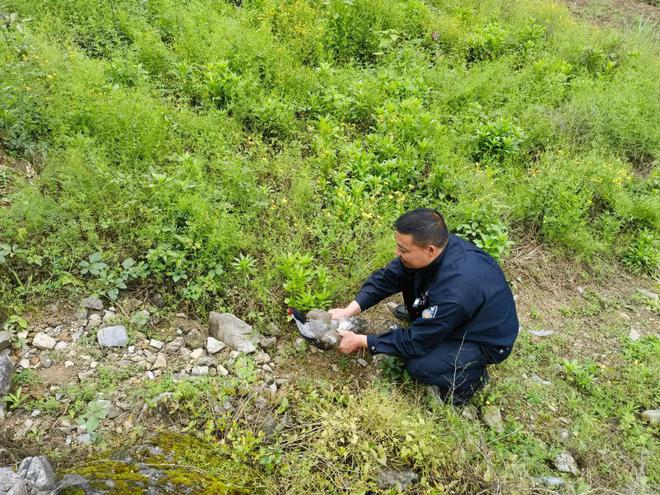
[386,302,410,322]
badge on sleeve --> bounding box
[422,306,438,319]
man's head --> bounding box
[394,208,449,269]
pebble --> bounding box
[78,370,95,381]
[636,288,658,301]
[537,476,565,488]
[19,358,30,369]
[641,409,660,425]
[216,365,229,376]
[55,341,68,351]
[628,327,641,341]
[190,348,205,361]
[191,366,209,377]
[146,371,155,380]
[206,337,225,354]
[152,353,167,370]
[531,374,552,386]
[87,313,102,329]
[149,339,164,350]
[97,325,129,347]
[481,406,504,433]
[39,355,53,369]
[357,358,368,367]
[64,361,74,368]
[82,296,104,311]
[529,329,554,337]
[0,331,11,351]
[254,351,271,365]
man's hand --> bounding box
[329,300,362,320]
[337,330,367,354]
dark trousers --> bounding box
[405,339,510,404]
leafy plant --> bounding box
[622,228,659,275]
[231,253,257,284]
[1,386,29,410]
[76,400,109,441]
[456,221,513,262]
[473,117,525,162]
[277,252,332,311]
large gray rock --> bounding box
[0,330,11,351]
[17,456,56,494]
[208,312,259,354]
[32,333,56,351]
[376,468,418,491]
[0,468,27,495]
[0,355,13,396]
[97,325,129,347]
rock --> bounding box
[637,288,658,301]
[216,364,229,376]
[481,406,504,433]
[260,336,277,349]
[376,468,418,491]
[0,467,27,495]
[206,336,225,354]
[18,456,56,493]
[208,312,260,354]
[536,476,565,488]
[54,341,68,351]
[86,313,103,329]
[529,329,554,337]
[191,366,209,377]
[554,452,579,475]
[82,296,104,311]
[294,338,306,350]
[39,354,53,369]
[97,325,129,347]
[78,370,95,381]
[64,361,74,368]
[164,337,184,354]
[190,348,205,361]
[152,353,167,370]
[356,358,368,367]
[0,331,11,351]
[269,383,277,397]
[151,293,165,308]
[57,474,91,493]
[19,358,30,369]
[531,374,552,386]
[641,409,660,425]
[254,351,271,365]
[149,339,164,350]
[628,327,641,342]
[32,333,56,350]
[0,355,13,396]
[184,328,206,349]
[196,356,216,367]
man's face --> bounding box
[395,231,440,269]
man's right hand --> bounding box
[329,300,362,319]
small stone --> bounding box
[554,452,579,475]
[18,456,56,493]
[617,311,630,321]
[628,327,641,341]
[537,476,565,488]
[164,337,184,353]
[206,337,225,354]
[636,288,658,301]
[196,356,216,367]
[190,348,205,361]
[152,353,167,370]
[77,433,92,445]
[208,367,218,377]
[559,429,571,442]
[90,361,98,369]
[260,336,277,349]
[19,358,30,369]
[216,364,229,376]
[376,468,418,491]
[254,351,271,365]
[531,374,552,386]
[184,328,207,349]
[481,406,504,433]
[39,354,53,369]
[356,358,368,367]
[269,383,277,397]
[0,331,11,351]
[229,350,240,359]
[146,371,155,380]
[641,409,660,425]
[149,339,164,350]
[64,361,74,368]
[82,296,104,311]
[97,325,129,347]
[191,366,209,377]
[529,329,554,337]
[262,364,273,373]
[87,313,103,329]
[32,332,56,350]
[78,370,95,381]
[294,338,305,350]
[55,341,68,351]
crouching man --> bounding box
[330,208,519,405]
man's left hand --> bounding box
[337,330,367,354]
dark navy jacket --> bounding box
[356,234,519,359]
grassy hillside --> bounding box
[0,0,658,493]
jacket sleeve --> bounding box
[366,299,465,358]
[354,258,406,312]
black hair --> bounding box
[394,208,449,248]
